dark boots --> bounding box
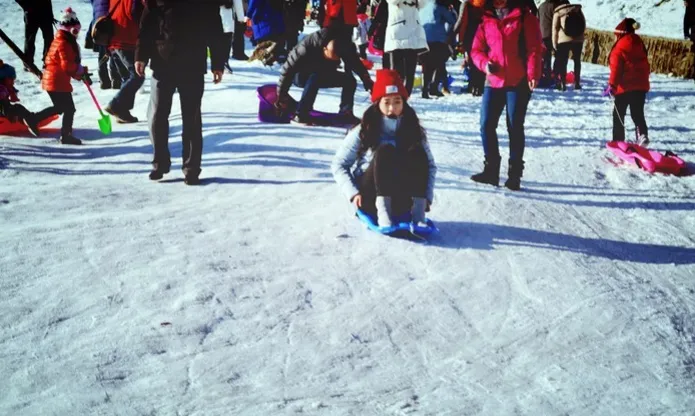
[471,156,501,187]
[504,160,524,191]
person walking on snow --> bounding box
[538,0,567,80]
[41,8,93,145]
[88,0,128,90]
[331,69,437,229]
[14,0,55,72]
[469,0,542,191]
[220,0,247,72]
[454,0,486,96]
[420,0,457,99]
[384,0,430,96]
[275,28,374,125]
[136,0,226,185]
[552,2,585,90]
[606,18,650,147]
[103,0,145,123]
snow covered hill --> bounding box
[1,1,695,415]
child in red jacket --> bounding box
[607,18,650,146]
[41,8,92,145]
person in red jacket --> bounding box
[41,8,92,145]
[607,18,650,146]
[321,0,358,40]
[103,0,144,123]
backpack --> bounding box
[562,7,586,38]
[91,0,122,47]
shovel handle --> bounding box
[84,80,105,115]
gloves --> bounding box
[363,78,374,92]
[81,67,93,86]
[602,85,615,97]
[274,93,290,115]
[486,61,499,75]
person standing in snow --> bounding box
[331,69,436,229]
[103,0,145,124]
[283,0,309,54]
[320,0,359,40]
[469,0,542,191]
[275,28,374,125]
[685,0,695,49]
[220,0,247,72]
[454,0,486,96]
[88,0,128,90]
[420,0,457,98]
[367,0,391,68]
[606,18,650,147]
[41,8,93,145]
[135,0,226,185]
[14,0,55,72]
[552,2,585,90]
[384,0,430,96]
[538,0,567,80]
[232,0,250,60]
[0,60,53,137]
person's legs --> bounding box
[553,43,570,88]
[23,13,40,67]
[471,87,506,185]
[571,42,583,86]
[421,47,434,98]
[97,48,111,88]
[296,72,321,117]
[107,49,144,119]
[612,93,629,142]
[628,91,648,141]
[404,49,418,96]
[432,43,449,93]
[39,18,54,64]
[505,83,531,164]
[148,75,175,175]
[402,145,430,223]
[178,75,205,182]
[232,20,248,59]
[48,92,78,143]
[542,38,553,77]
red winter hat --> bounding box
[614,18,640,35]
[371,69,408,103]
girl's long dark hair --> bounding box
[358,102,427,156]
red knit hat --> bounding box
[371,69,408,103]
[614,18,640,35]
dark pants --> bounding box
[97,48,128,85]
[40,92,75,136]
[422,42,450,92]
[390,49,418,96]
[613,91,648,142]
[222,32,234,61]
[232,21,247,57]
[553,42,583,84]
[295,71,357,115]
[109,49,145,111]
[148,74,205,177]
[359,144,429,216]
[24,13,53,66]
[480,82,531,162]
[0,100,31,123]
[382,52,392,70]
[542,37,553,76]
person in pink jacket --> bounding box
[469,0,542,191]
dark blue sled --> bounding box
[355,209,438,237]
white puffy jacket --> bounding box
[384,0,430,53]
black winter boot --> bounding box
[471,156,501,187]
[504,160,524,191]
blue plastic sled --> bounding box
[355,209,437,238]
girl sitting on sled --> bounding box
[331,69,437,229]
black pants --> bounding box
[359,144,429,216]
[36,92,75,136]
[553,42,583,84]
[613,91,648,142]
[232,21,247,57]
[148,74,205,177]
[0,100,31,123]
[382,52,392,70]
[542,37,553,76]
[24,13,54,66]
[222,32,234,62]
[422,42,450,92]
[390,49,419,96]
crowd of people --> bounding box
[0,0,688,229]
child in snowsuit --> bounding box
[0,60,42,136]
[41,8,92,145]
[607,18,650,146]
[331,69,437,229]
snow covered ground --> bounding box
[2,1,695,415]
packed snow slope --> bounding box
[2,1,695,415]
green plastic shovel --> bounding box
[84,81,112,135]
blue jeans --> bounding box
[480,83,531,162]
[108,49,145,111]
[295,71,357,116]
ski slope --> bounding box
[2,1,695,415]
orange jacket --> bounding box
[323,0,357,27]
[42,30,84,93]
[109,0,143,51]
